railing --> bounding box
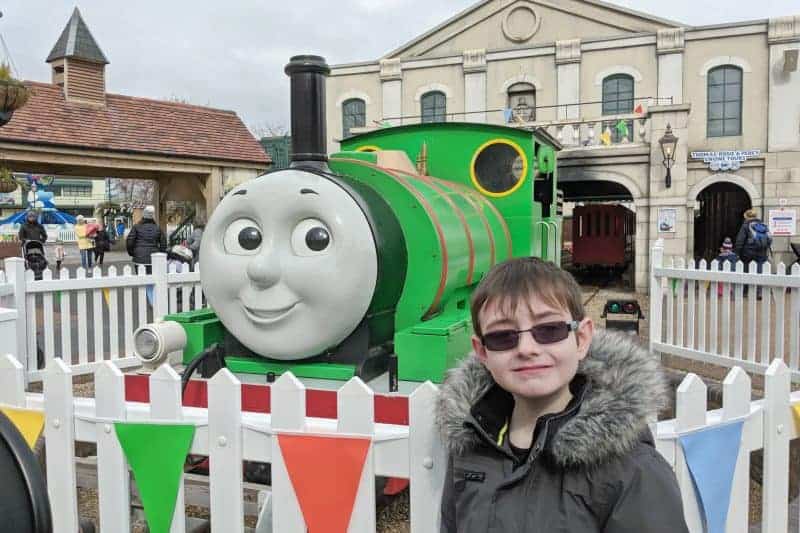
[168,207,196,247]
[649,239,800,382]
[0,253,205,380]
[0,353,796,531]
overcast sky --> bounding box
[1,0,797,134]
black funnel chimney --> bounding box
[285,55,331,169]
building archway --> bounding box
[693,181,752,261]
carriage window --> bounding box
[470,139,527,196]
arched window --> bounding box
[507,82,535,122]
[421,91,446,123]
[602,74,634,143]
[707,65,742,137]
[342,98,366,138]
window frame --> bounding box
[342,98,366,139]
[420,91,447,123]
[706,65,742,138]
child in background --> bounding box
[715,237,738,297]
[54,239,66,271]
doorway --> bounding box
[693,181,752,262]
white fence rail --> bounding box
[0,253,205,380]
[650,240,800,382]
[0,354,796,531]
[0,355,445,533]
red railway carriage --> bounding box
[572,204,635,269]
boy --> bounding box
[54,239,66,272]
[437,257,688,532]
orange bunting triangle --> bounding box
[634,103,643,114]
[0,408,45,449]
[278,434,370,533]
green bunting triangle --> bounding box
[114,422,196,533]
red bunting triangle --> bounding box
[634,103,643,114]
[278,434,371,533]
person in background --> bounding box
[187,216,205,265]
[75,215,94,270]
[54,239,66,272]
[126,205,166,274]
[715,237,738,297]
[93,224,111,266]
[734,209,772,299]
[18,210,47,243]
[116,219,126,239]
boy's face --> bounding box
[472,293,593,403]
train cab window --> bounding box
[470,139,527,196]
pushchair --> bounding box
[22,240,48,280]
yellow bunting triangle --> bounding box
[0,408,45,449]
[792,404,800,433]
[102,288,111,307]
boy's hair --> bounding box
[470,257,585,337]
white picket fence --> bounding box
[0,253,205,380]
[650,240,800,382]
[0,353,796,532]
[0,355,445,533]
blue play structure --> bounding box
[0,174,77,227]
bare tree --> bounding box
[249,121,289,139]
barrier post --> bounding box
[152,252,169,320]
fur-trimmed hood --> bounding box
[435,329,668,468]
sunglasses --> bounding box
[480,320,579,351]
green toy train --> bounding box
[151,55,561,385]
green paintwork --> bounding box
[179,122,561,383]
[163,309,225,364]
[225,357,356,380]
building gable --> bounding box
[386,0,682,59]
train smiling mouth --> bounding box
[242,303,298,323]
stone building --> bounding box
[325,0,800,291]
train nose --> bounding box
[246,251,282,289]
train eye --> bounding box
[291,218,332,256]
[223,218,262,255]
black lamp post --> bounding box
[659,123,678,188]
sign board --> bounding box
[658,207,677,233]
[768,208,796,236]
[690,150,761,171]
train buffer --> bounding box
[600,299,644,335]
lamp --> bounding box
[659,123,678,188]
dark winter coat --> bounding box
[126,219,166,265]
[734,218,771,262]
[93,229,111,252]
[18,221,47,243]
[437,329,689,533]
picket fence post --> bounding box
[762,359,790,533]
[44,358,79,533]
[0,353,26,407]
[4,257,29,375]
[409,381,445,533]
[673,373,706,532]
[722,367,752,530]
[152,253,169,321]
[271,372,307,532]
[649,239,664,355]
[150,364,187,533]
[339,377,376,533]
[208,368,244,532]
[95,361,131,532]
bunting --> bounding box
[0,407,45,449]
[634,103,644,114]
[278,434,371,532]
[599,129,612,146]
[615,119,629,140]
[793,404,800,432]
[115,422,196,533]
[679,420,744,533]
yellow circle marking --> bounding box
[470,138,528,198]
[355,145,381,152]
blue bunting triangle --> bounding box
[679,420,744,533]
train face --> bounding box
[199,168,379,360]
